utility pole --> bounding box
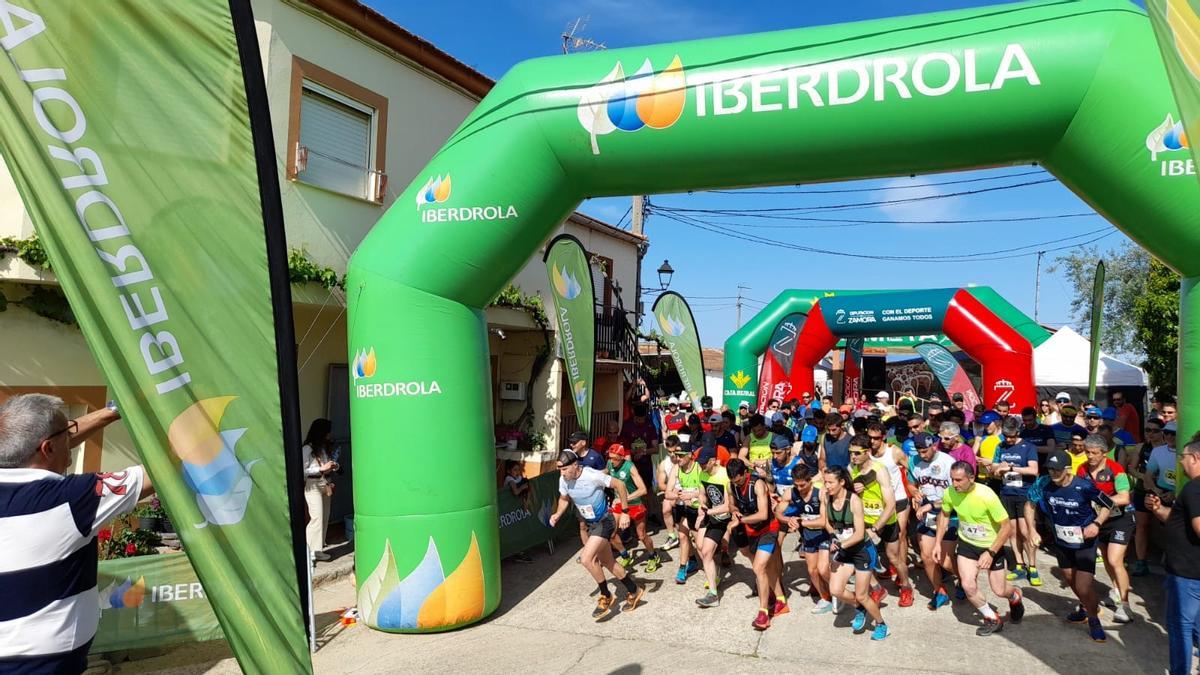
[631,195,645,236]
[1034,250,1044,323]
[736,285,751,328]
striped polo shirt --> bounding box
[0,466,144,672]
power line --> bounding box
[704,169,1047,195]
[646,209,1099,229]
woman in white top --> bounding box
[301,418,338,561]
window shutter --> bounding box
[298,88,371,198]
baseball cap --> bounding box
[980,411,1002,425]
[876,391,890,400]
[838,404,853,414]
[738,401,750,410]
[668,396,679,405]
[769,435,792,450]
[673,440,694,455]
[1084,406,1103,418]
[697,445,718,465]
[769,411,785,425]
[1044,450,1071,472]
[568,431,589,445]
[801,425,819,443]
[1165,421,1178,433]
[1055,391,1071,403]
[951,392,964,401]
[913,432,937,450]
[928,401,945,413]
[1102,407,1117,421]
[707,413,723,424]
[1059,405,1078,416]
[607,443,629,459]
[631,438,647,449]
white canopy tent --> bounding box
[1033,326,1147,388]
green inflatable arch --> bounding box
[723,286,1051,410]
[346,0,1200,632]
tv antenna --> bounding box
[562,17,606,54]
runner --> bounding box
[695,446,733,608]
[974,411,1003,481]
[728,458,786,629]
[742,413,774,470]
[824,466,890,640]
[656,435,682,552]
[1019,405,1057,469]
[991,417,1041,587]
[1078,434,1134,623]
[1051,405,1088,450]
[867,422,915,606]
[1145,420,1179,504]
[909,433,958,610]
[548,450,646,619]
[606,444,661,573]
[847,434,902,606]
[665,441,703,584]
[797,425,822,475]
[822,412,852,470]
[777,463,833,614]
[1027,451,1114,643]
[1127,418,1164,577]
[934,461,1025,636]
[1066,430,1089,473]
[936,422,978,472]
[768,434,801,501]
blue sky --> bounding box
[377,0,1143,348]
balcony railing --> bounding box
[560,410,621,441]
[595,308,638,364]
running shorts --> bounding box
[895,498,910,513]
[734,525,779,554]
[916,519,958,541]
[611,503,647,522]
[586,514,616,540]
[834,542,877,572]
[673,504,701,528]
[957,541,1006,571]
[799,534,831,554]
[1053,539,1099,575]
[1099,514,1135,546]
[703,517,731,542]
[1132,489,1150,514]
[873,522,900,544]
[1000,493,1028,520]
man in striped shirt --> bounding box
[0,394,154,674]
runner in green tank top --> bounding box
[848,434,898,605]
[606,445,660,572]
[742,414,775,467]
[666,443,704,584]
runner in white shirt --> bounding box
[867,422,914,606]
[657,435,683,551]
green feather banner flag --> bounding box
[543,234,597,432]
[652,292,707,404]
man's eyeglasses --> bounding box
[44,419,78,443]
[939,436,956,443]
[849,450,868,457]
[868,435,884,442]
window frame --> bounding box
[287,57,389,203]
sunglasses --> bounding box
[868,435,884,441]
[849,450,868,456]
[939,436,956,443]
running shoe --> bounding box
[644,554,661,574]
[662,534,680,551]
[928,590,950,611]
[1088,616,1107,643]
[771,598,790,616]
[675,567,688,584]
[1008,589,1025,624]
[617,553,634,569]
[851,609,868,633]
[1065,607,1088,624]
[1006,564,1027,581]
[1131,559,1150,577]
[1027,568,1042,587]
[869,585,887,604]
[1112,604,1132,624]
[622,585,646,613]
[592,595,613,619]
[696,592,720,608]
[811,599,834,615]
[871,622,891,641]
[898,586,914,608]
[752,609,771,631]
[976,617,1004,636]
[1101,589,1117,610]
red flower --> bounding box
[98,529,112,542]
[125,543,137,555]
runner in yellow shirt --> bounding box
[935,460,1025,637]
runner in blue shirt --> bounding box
[767,434,800,499]
[1028,450,1114,643]
[991,418,1041,586]
[776,463,833,613]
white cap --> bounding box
[876,391,890,400]
[668,396,679,405]
[1055,391,1070,402]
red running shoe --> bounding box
[752,609,771,631]
[898,586,914,608]
[771,597,790,616]
[870,585,887,604]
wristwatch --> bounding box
[105,400,119,415]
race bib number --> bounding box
[578,504,596,520]
[801,513,819,522]
[836,527,854,542]
[1166,469,1177,486]
[862,499,883,517]
[1055,524,1084,545]
[1004,472,1023,488]
[961,523,989,543]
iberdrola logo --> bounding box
[358,535,485,630]
[353,347,378,380]
[1166,0,1200,81]
[577,55,685,154]
[730,370,752,389]
[1147,114,1190,161]
[657,312,686,337]
[551,264,582,300]
[99,576,146,609]
[574,381,588,407]
[415,174,451,206]
[168,397,261,528]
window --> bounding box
[287,58,388,202]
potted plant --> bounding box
[132,497,165,531]
[99,518,162,559]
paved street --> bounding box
[115,529,1174,674]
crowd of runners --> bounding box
[551,389,1184,643]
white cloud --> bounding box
[874,175,964,225]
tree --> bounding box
[1049,242,1149,356]
[1131,258,1180,395]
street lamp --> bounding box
[657,259,674,291]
